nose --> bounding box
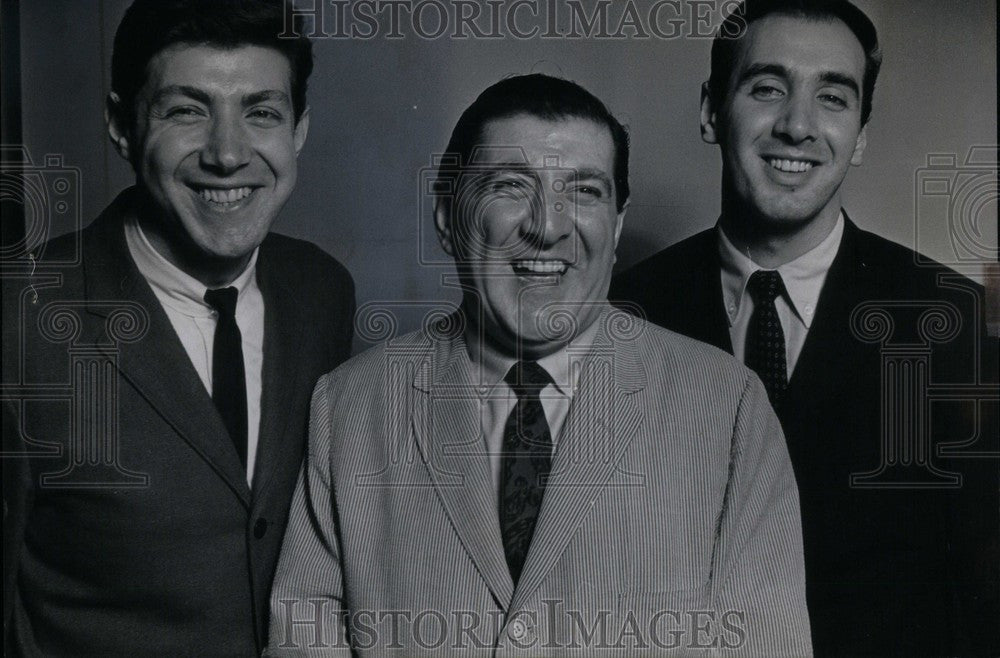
[200,115,252,174]
[520,182,574,249]
[773,93,817,144]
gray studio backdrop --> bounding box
[16,0,998,349]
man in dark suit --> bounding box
[612,0,998,655]
[1,0,354,654]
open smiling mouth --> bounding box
[765,157,816,173]
[192,186,257,208]
[511,259,569,276]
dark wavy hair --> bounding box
[111,0,312,126]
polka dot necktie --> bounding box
[745,270,788,408]
[499,360,553,587]
[204,286,248,470]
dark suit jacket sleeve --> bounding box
[712,373,813,656]
[326,258,356,367]
[289,238,356,369]
[268,373,352,656]
[2,399,30,650]
[2,278,32,649]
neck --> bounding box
[462,306,567,367]
[719,195,840,269]
[135,193,250,288]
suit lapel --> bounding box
[250,252,305,505]
[509,309,646,612]
[82,193,251,505]
[787,215,863,394]
[411,329,515,610]
[682,230,733,353]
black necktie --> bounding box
[499,360,553,587]
[204,287,247,470]
[745,270,788,407]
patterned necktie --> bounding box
[499,360,553,587]
[204,286,248,469]
[745,270,788,407]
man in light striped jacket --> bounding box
[268,73,811,656]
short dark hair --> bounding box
[111,0,313,126]
[439,74,630,213]
[709,0,881,125]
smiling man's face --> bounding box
[703,14,867,234]
[436,114,626,358]
[110,43,308,285]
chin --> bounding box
[188,242,258,272]
[514,336,568,359]
[490,324,565,359]
[205,231,267,257]
[755,200,822,228]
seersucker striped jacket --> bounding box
[268,307,812,656]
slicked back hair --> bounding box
[440,74,630,213]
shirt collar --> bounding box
[124,212,259,318]
[717,212,844,329]
[465,317,601,399]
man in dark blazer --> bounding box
[1,1,354,654]
[612,1,998,655]
[269,74,811,656]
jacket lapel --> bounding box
[680,230,733,353]
[411,329,516,610]
[787,214,863,394]
[82,192,251,505]
[249,253,305,505]
[509,308,647,612]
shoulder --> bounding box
[37,227,89,263]
[614,229,715,282]
[315,327,434,395]
[846,222,985,299]
[30,196,122,267]
[610,228,716,308]
[644,319,747,375]
[260,233,354,289]
[620,315,752,398]
[258,233,355,314]
[6,218,104,305]
[620,318,766,438]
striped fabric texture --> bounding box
[268,308,812,656]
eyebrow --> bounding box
[479,161,533,171]
[566,167,614,191]
[739,63,860,96]
[149,86,291,107]
[479,165,613,190]
[818,71,860,96]
[244,90,291,106]
[150,85,211,107]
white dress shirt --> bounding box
[124,216,265,486]
[718,213,844,378]
[466,320,600,496]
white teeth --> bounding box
[767,158,813,173]
[512,260,568,274]
[197,187,253,204]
